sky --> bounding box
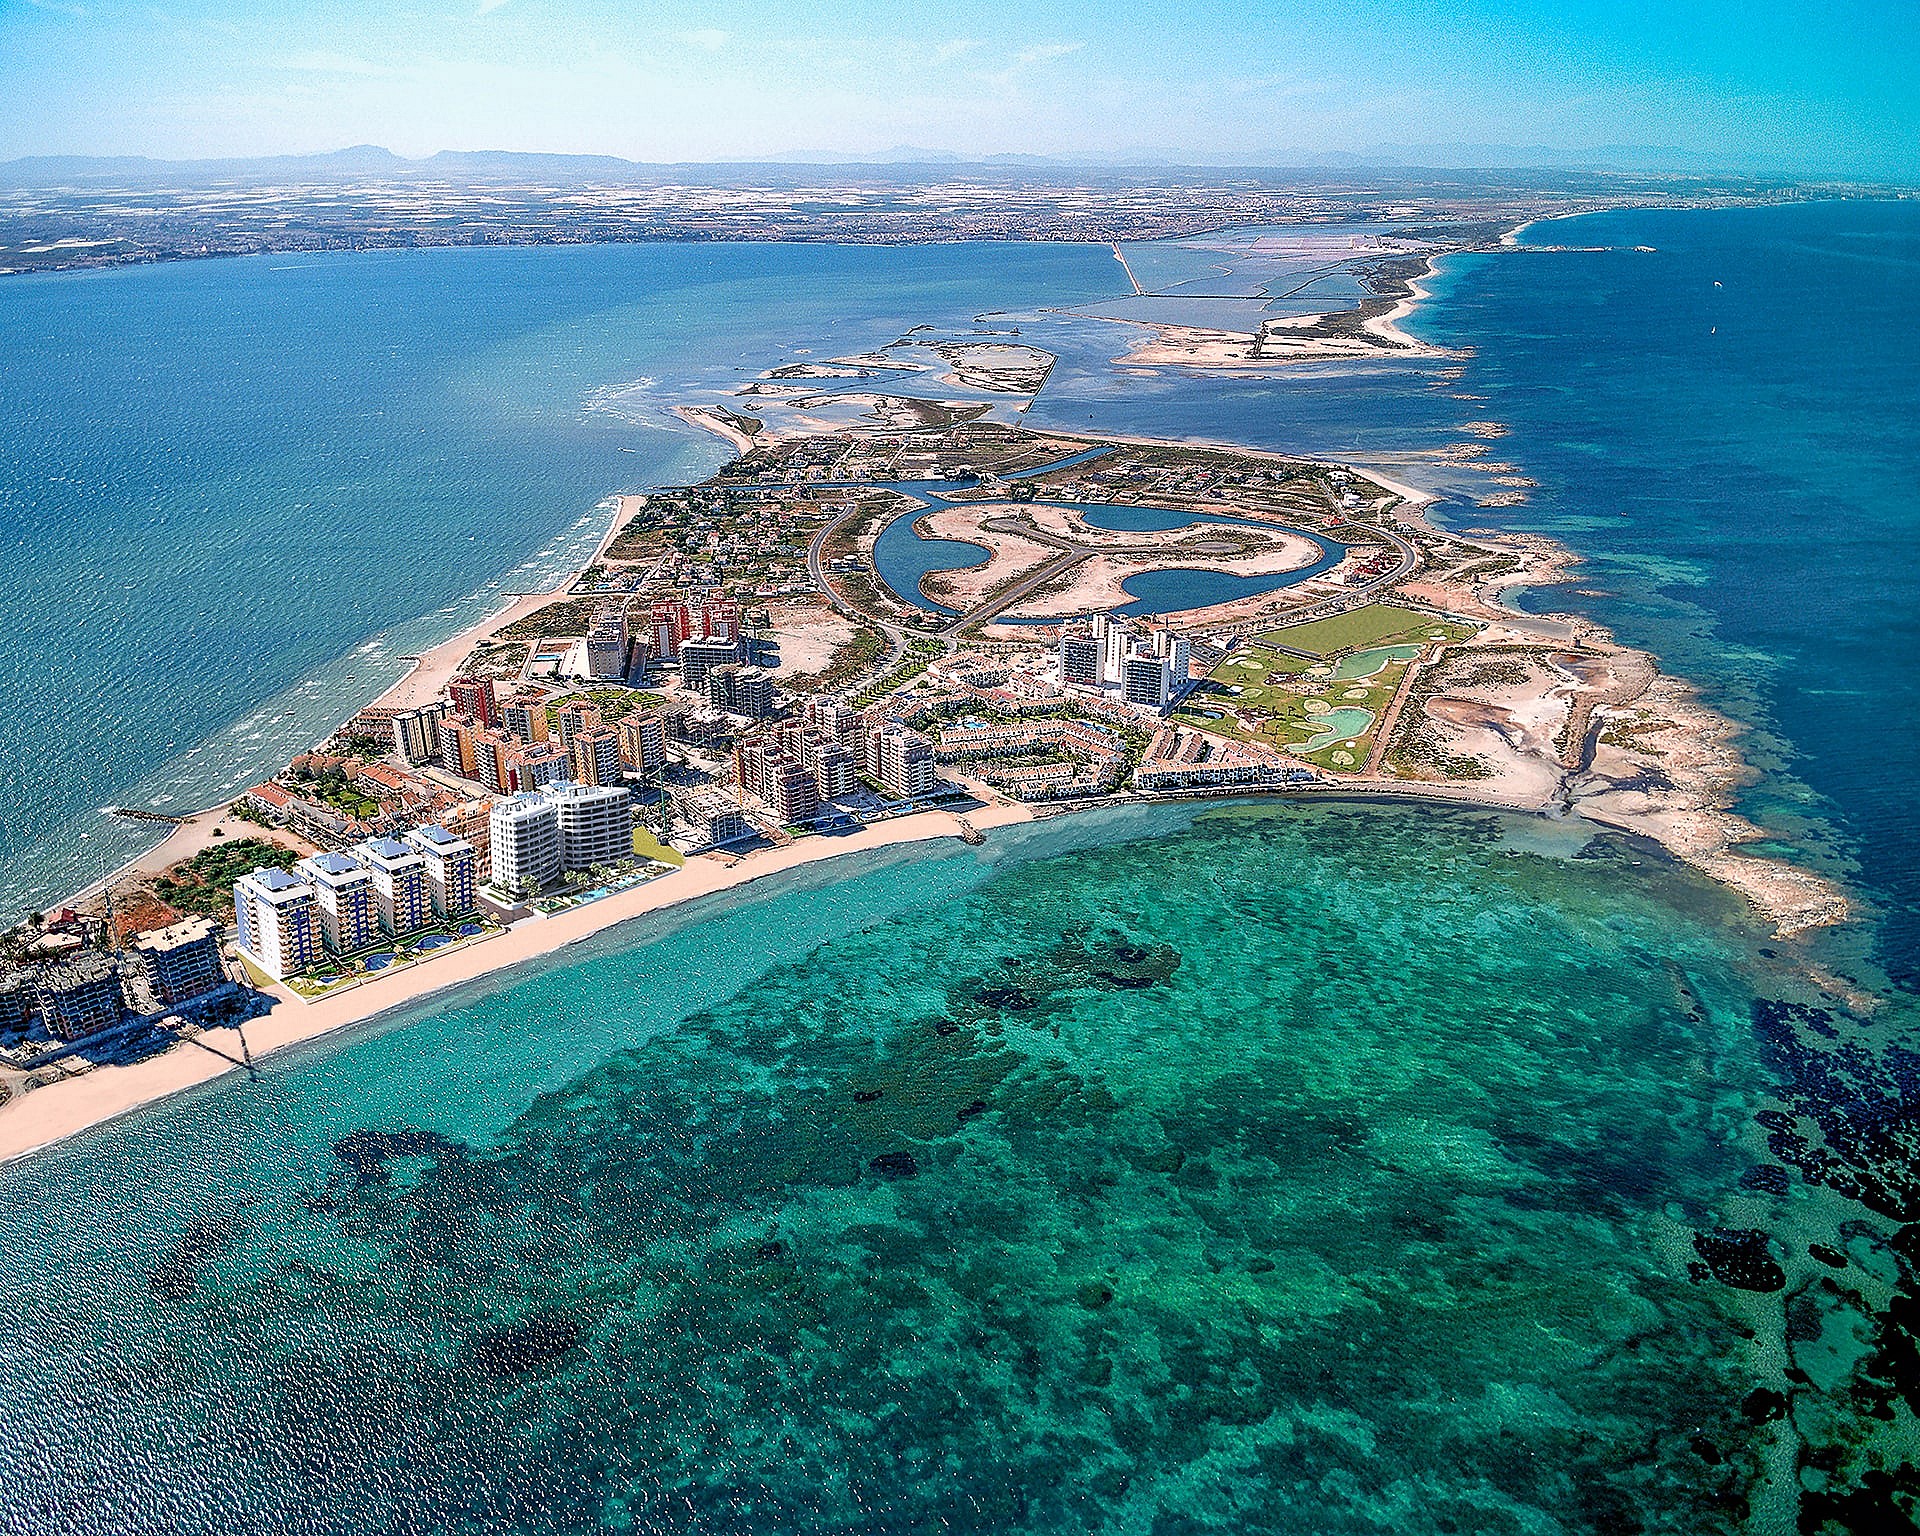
[1,0,1915,176]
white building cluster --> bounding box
[1057,614,1194,713]
[233,823,481,981]
[487,779,633,897]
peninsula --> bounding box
[0,405,1845,1163]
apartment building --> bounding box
[297,851,381,954]
[403,824,480,920]
[233,866,323,981]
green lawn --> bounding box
[1175,642,1415,771]
[1258,603,1478,658]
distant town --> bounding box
[0,154,1866,278]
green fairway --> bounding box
[1175,640,1414,770]
[1258,603,1478,658]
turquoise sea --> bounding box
[3,203,1919,1532]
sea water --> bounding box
[0,801,1819,1533]
[0,240,1116,917]
[3,204,1920,1531]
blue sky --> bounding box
[1,0,1914,175]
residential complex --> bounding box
[235,866,324,981]
[403,824,480,919]
[353,837,435,938]
[489,792,564,895]
[650,599,740,662]
[297,851,381,955]
[487,780,633,895]
[1059,614,1193,713]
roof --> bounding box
[129,915,218,954]
[248,865,307,893]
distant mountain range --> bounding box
[0,143,1835,188]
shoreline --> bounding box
[53,492,656,917]
[0,802,1036,1165]
[4,224,1857,1162]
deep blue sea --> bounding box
[3,204,1919,1533]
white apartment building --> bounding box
[1059,613,1192,713]
[404,824,479,919]
[353,837,434,939]
[866,724,937,800]
[549,780,633,870]
[296,851,381,954]
[233,866,322,981]
[490,793,563,895]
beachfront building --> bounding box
[667,787,750,849]
[0,971,32,1038]
[570,726,624,788]
[403,824,479,919]
[489,793,563,895]
[128,915,225,1007]
[618,712,667,774]
[549,780,633,871]
[297,852,380,955]
[233,866,323,981]
[447,674,497,727]
[389,703,445,767]
[353,837,434,939]
[803,734,859,797]
[1133,723,1300,791]
[40,953,125,1041]
[865,723,938,800]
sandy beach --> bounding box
[0,801,1036,1164]
[61,515,639,915]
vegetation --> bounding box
[151,838,299,921]
[850,638,945,707]
[498,594,620,642]
[292,767,380,819]
[547,688,665,728]
[1259,603,1476,658]
[1174,642,1418,772]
